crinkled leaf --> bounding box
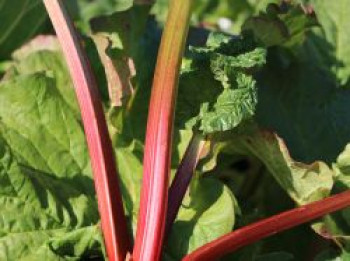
[0,74,104,259]
[176,62,221,131]
[0,45,147,259]
[177,33,266,134]
[197,72,259,133]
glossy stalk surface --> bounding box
[43,1,131,260]
[133,0,194,260]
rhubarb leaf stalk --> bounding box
[166,134,206,235]
[182,190,350,261]
[133,0,194,260]
[43,1,131,260]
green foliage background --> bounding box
[1,0,350,260]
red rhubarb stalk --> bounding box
[43,1,131,260]
[182,190,350,261]
[132,0,194,260]
[166,134,206,235]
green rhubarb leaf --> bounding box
[0,0,47,60]
[176,59,222,132]
[0,125,102,260]
[0,47,105,259]
[152,0,278,33]
[176,32,266,134]
[73,0,136,31]
[242,3,317,49]
[308,144,350,250]
[250,5,350,163]
[90,5,152,106]
[114,140,143,235]
[6,34,108,105]
[197,71,260,133]
[11,35,60,60]
[0,73,93,192]
[333,144,350,188]
[310,0,350,86]
[208,129,334,205]
[90,5,151,54]
[52,0,149,33]
[9,49,81,117]
[240,3,350,251]
[80,0,133,17]
[0,61,11,78]
[257,48,350,164]
[0,46,144,259]
[105,19,161,142]
[164,177,236,260]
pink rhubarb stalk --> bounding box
[182,190,350,261]
[166,135,206,235]
[132,0,194,260]
[43,1,131,260]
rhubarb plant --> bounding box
[1,0,350,261]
